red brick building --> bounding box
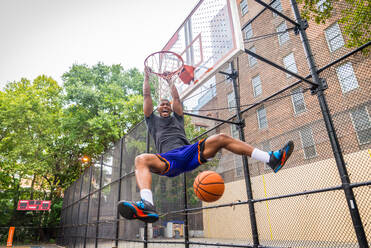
[188,0,371,182]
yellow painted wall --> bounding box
[202,150,371,243]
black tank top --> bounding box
[145,112,190,153]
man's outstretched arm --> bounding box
[143,68,153,118]
[168,79,183,116]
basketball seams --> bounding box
[196,172,213,202]
[198,186,223,197]
[196,171,212,194]
[194,171,225,202]
[199,171,214,182]
[198,182,224,185]
[199,172,224,185]
[196,187,207,202]
[194,179,208,202]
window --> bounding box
[245,23,253,40]
[350,106,371,145]
[195,78,217,110]
[248,46,257,67]
[261,141,271,170]
[257,106,268,129]
[336,62,358,93]
[272,0,283,17]
[227,92,236,112]
[325,23,345,52]
[291,87,306,114]
[317,0,328,12]
[240,0,248,16]
[283,53,298,77]
[252,75,262,97]
[300,126,317,159]
[277,22,290,45]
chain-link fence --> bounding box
[58,0,370,247]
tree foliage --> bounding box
[0,76,65,242]
[0,63,146,242]
[298,0,370,51]
[62,63,145,159]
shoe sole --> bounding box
[274,141,294,173]
[117,201,159,223]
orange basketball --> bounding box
[193,171,225,202]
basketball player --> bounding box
[118,68,294,223]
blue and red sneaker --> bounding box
[268,141,294,173]
[117,199,159,223]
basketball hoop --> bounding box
[144,51,184,81]
[179,65,195,85]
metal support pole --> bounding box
[242,0,276,30]
[254,0,299,26]
[83,164,93,248]
[69,179,77,247]
[95,156,104,248]
[144,133,150,248]
[244,48,317,86]
[74,172,84,248]
[184,172,190,248]
[230,61,260,247]
[115,138,124,247]
[290,1,368,247]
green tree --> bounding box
[0,63,147,242]
[0,76,66,241]
[61,63,146,160]
[298,0,370,51]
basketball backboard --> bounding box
[161,0,244,100]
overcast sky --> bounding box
[0,0,199,89]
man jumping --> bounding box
[117,68,294,223]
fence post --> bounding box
[69,179,77,246]
[144,132,151,248]
[95,156,104,248]
[60,189,68,246]
[230,61,260,247]
[74,173,84,247]
[183,172,190,248]
[290,1,368,246]
[83,164,93,248]
[116,138,124,247]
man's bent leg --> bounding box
[135,153,165,191]
[201,134,294,173]
[118,153,164,223]
[202,133,254,159]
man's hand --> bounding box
[163,71,175,86]
[145,66,152,79]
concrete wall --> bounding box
[202,150,371,243]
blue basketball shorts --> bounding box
[154,138,208,177]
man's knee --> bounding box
[214,133,231,144]
[135,154,151,169]
[206,133,231,149]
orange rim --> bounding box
[144,51,184,80]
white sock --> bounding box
[251,148,270,163]
[140,189,154,205]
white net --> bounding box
[145,51,184,102]
[144,51,183,80]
